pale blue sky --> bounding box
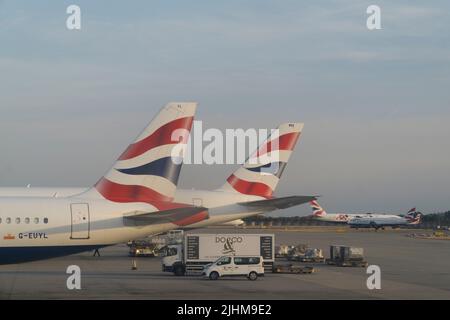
[0,1,449,215]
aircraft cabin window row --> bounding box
[0,217,49,224]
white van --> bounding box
[203,256,264,280]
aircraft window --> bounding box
[34,217,39,224]
[15,217,21,224]
[6,217,11,224]
[25,217,30,224]
[44,217,49,224]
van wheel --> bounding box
[209,272,219,280]
[174,265,185,276]
[248,272,258,281]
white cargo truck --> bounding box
[161,233,275,276]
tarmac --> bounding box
[0,227,449,299]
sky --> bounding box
[0,1,449,216]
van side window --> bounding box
[216,257,231,265]
[234,257,260,265]
[248,257,261,264]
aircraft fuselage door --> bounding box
[70,203,90,239]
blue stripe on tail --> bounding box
[246,162,287,178]
[117,156,183,184]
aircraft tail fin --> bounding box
[81,102,197,205]
[220,122,303,198]
[310,200,327,217]
[406,210,423,225]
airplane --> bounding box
[0,107,315,263]
[348,209,422,230]
[0,123,315,227]
[309,200,422,230]
[310,200,353,223]
[0,102,208,264]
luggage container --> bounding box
[326,245,368,267]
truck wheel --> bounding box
[248,272,258,281]
[209,272,219,280]
[174,265,185,276]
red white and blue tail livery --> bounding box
[87,102,196,209]
[221,123,303,198]
[311,200,327,217]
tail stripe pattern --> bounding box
[222,123,303,198]
[94,103,196,206]
[253,132,300,158]
[118,117,193,161]
[226,174,274,198]
[310,200,326,217]
[117,156,182,184]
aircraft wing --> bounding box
[238,195,317,211]
[123,206,209,226]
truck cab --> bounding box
[161,244,185,275]
[203,256,264,280]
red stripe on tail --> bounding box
[118,116,194,161]
[227,174,273,198]
[253,132,300,158]
[95,178,173,203]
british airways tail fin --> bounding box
[310,200,327,217]
[81,102,197,205]
[221,122,303,198]
[406,208,422,225]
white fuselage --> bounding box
[0,187,265,228]
[0,187,266,263]
[313,212,408,227]
[0,195,193,264]
[313,213,355,223]
[348,214,412,228]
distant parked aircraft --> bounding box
[310,200,422,230]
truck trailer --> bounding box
[161,233,275,276]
